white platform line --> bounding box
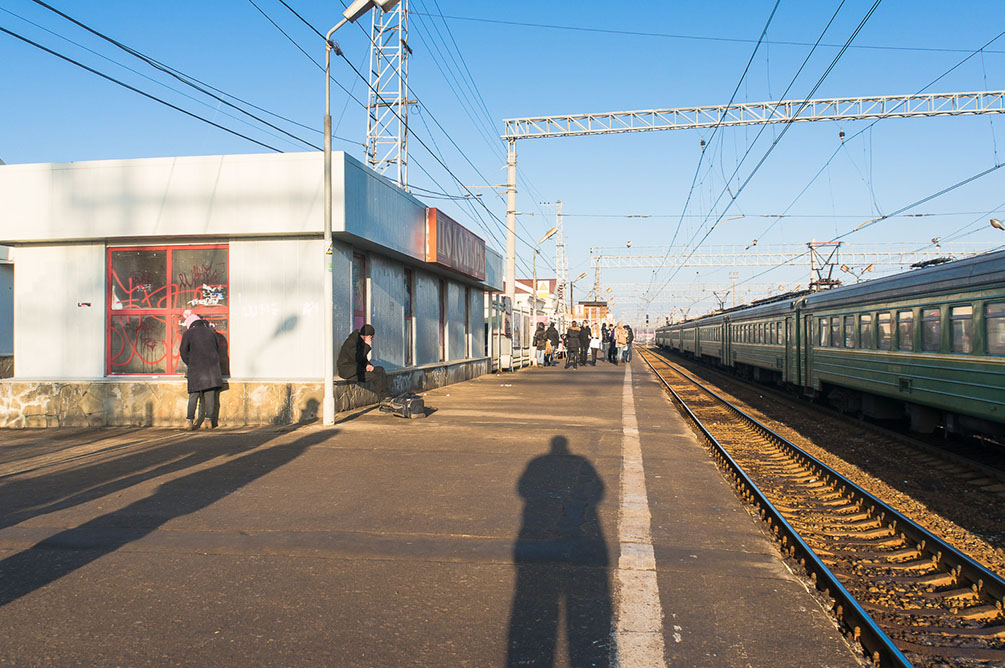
[614,364,667,667]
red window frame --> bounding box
[106,244,229,376]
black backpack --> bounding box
[378,392,426,419]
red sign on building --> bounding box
[425,208,486,281]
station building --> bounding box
[0,152,502,427]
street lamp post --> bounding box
[569,271,587,314]
[532,227,558,325]
[323,0,400,427]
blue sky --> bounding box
[2,0,1004,321]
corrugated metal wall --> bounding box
[368,255,405,369]
[0,263,11,357]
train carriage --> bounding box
[697,313,727,363]
[728,297,800,384]
[802,250,1005,434]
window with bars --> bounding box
[107,245,229,376]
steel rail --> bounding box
[645,351,1005,608]
[639,348,915,668]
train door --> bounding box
[802,313,812,389]
[785,317,794,383]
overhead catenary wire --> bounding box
[0,25,283,152]
[646,0,885,305]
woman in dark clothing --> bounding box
[179,315,224,430]
[565,321,581,369]
[545,323,560,366]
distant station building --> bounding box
[0,152,502,427]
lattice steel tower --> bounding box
[366,0,410,187]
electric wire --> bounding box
[647,0,885,304]
[29,0,323,151]
[410,12,1005,56]
[0,25,282,152]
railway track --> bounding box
[638,348,1005,668]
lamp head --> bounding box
[991,218,1004,231]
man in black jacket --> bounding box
[625,324,635,362]
[337,324,390,400]
[579,323,591,366]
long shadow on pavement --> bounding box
[507,435,613,668]
[0,428,331,608]
[0,429,286,533]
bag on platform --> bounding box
[378,392,426,419]
[545,340,553,355]
[590,337,601,349]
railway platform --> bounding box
[0,359,865,667]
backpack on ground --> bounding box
[378,392,426,419]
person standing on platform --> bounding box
[625,324,635,362]
[589,329,601,365]
[600,324,609,361]
[578,323,591,366]
[608,325,618,364]
[565,321,581,369]
[614,322,628,363]
[533,322,547,367]
[545,322,560,366]
[337,324,390,401]
[180,311,223,430]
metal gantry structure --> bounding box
[500,90,1005,308]
[366,0,411,188]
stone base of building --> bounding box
[0,357,490,428]
[0,356,11,379]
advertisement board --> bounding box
[425,208,486,281]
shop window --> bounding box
[859,314,873,349]
[878,312,892,350]
[987,303,1005,355]
[404,268,414,366]
[897,311,914,351]
[107,245,228,376]
[922,307,941,352]
[951,305,973,354]
[352,253,368,332]
[819,318,830,347]
[830,317,841,348]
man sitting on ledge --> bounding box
[337,323,391,401]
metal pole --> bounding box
[532,249,537,324]
[322,19,347,427]
[505,139,517,307]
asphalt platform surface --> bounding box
[0,357,866,667]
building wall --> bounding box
[414,271,442,366]
[229,238,323,380]
[447,282,467,360]
[0,261,12,357]
[368,254,405,369]
[13,244,105,378]
[470,288,486,358]
[341,158,425,262]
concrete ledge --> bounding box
[0,357,490,428]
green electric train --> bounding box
[655,250,1005,436]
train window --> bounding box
[878,312,893,350]
[951,305,974,354]
[922,308,941,352]
[820,318,830,346]
[830,318,841,348]
[844,315,856,348]
[859,314,873,349]
[897,311,914,351]
[987,303,1005,355]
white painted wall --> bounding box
[0,262,12,356]
[13,244,105,378]
[229,238,324,380]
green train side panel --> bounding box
[809,349,1005,424]
[732,343,786,373]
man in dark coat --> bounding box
[564,321,581,369]
[180,315,224,430]
[579,323,591,366]
[337,324,390,400]
[625,324,635,362]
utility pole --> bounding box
[554,200,568,324]
[366,0,412,188]
[729,271,738,308]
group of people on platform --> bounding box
[531,320,634,370]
